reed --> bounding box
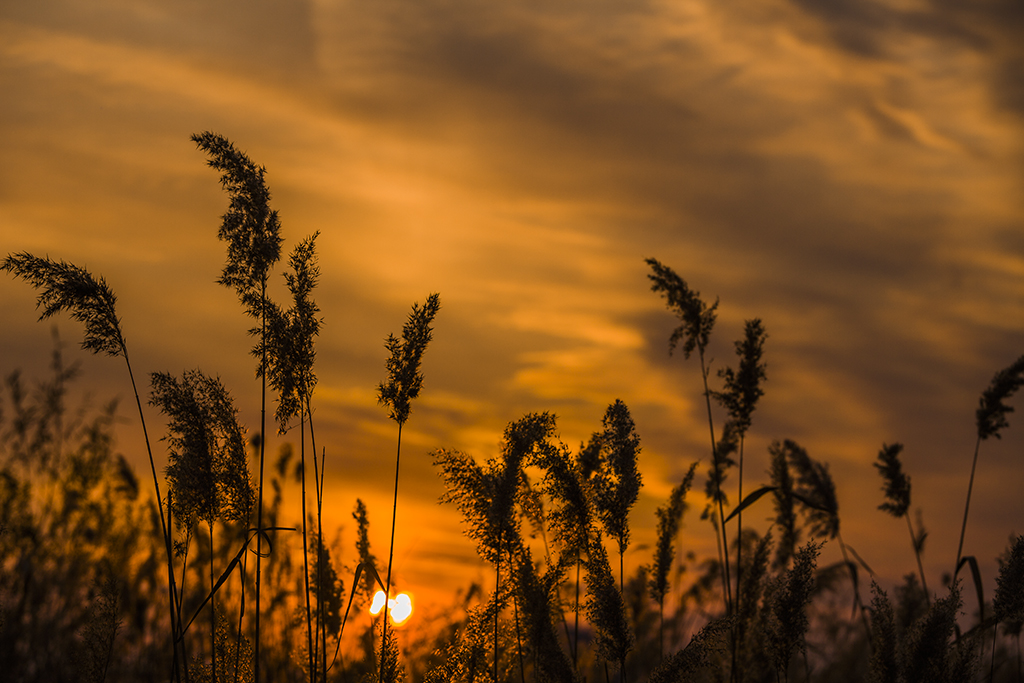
[1,253,184,680]
[377,293,440,680]
[193,131,283,683]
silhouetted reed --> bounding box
[266,233,323,681]
[875,443,930,605]
[150,369,255,683]
[646,258,734,618]
[377,293,440,680]
[649,464,697,660]
[956,355,1024,579]
[193,131,283,683]
[714,319,767,641]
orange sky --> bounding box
[2,0,1023,621]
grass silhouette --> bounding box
[4,140,1024,683]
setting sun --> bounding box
[369,590,413,625]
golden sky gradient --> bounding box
[2,0,1023,616]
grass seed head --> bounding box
[875,442,911,518]
[2,253,125,358]
[645,257,718,359]
[976,355,1024,440]
[377,293,441,426]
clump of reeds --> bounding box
[150,369,255,683]
[2,252,183,677]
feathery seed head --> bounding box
[650,463,698,603]
[875,442,911,518]
[976,355,1024,440]
[768,440,800,569]
[192,132,283,319]
[592,400,643,554]
[2,253,125,357]
[715,318,767,436]
[785,439,839,540]
[265,233,321,431]
[994,535,1024,633]
[378,293,441,426]
[645,257,718,359]
[150,369,254,529]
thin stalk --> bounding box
[210,521,217,683]
[495,558,500,683]
[837,533,871,648]
[659,600,664,660]
[380,423,404,682]
[300,412,314,683]
[698,346,733,614]
[233,541,248,683]
[905,512,930,606]
[254,279,268,683]
[991,625,998,683]
[512,554,526,683]
[734,434,746,683]
[620,548,627,683]
[308,401,326,683]
[574,554,581,669]
[125,351,182,682]
[955,436,983,577]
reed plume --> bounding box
[875,443,929,603]
[649,463,697,659]
[646,257,733,616]
[956,355,1024,578]
[768,441,800,571]
[150,369,255,683]
[377,293,440,680]
[193,131,283,683]
[715,319,767,635]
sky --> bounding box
[2,0,1023,621]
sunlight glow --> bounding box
[369,590,413,625]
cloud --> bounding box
[2,0,1023,608]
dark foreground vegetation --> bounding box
[2,134,1023,683]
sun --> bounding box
[369,590,413,625]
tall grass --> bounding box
[377,293,440,682]
[1,253,184,681]
[5,142,1024,683]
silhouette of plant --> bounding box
[994,536,1024,681]
[1,252,183,679]
[193,131,283,683]
[377,292,440,680]
[265,232,323,681]
[768,440,801,571]
[646,258,734,618]
[956,355,1024,579]
[875,443,930,604]
[714,319,767,632]
[150,369,254,683]
[762,541,820,680]
[649,463,697,660]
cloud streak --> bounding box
[2,0,1023,606]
